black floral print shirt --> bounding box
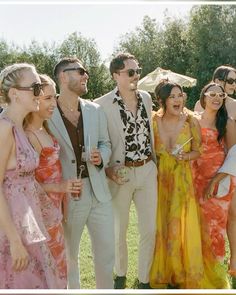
[113,90,152,162]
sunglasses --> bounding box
[169,93,185,99]
[63,67,89,76]
[205,91,227,99]
[225,78,236,85]
[118,68,142,77]
[14,82,43,97]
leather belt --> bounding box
[125,155,152,167]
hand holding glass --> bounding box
[72,165,84,201]
[114,161,129,184]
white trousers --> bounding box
[64,178,115,289]
[110,160,157,283]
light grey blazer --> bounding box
[95,88,156,167]
[48,98,112,203]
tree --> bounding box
[115,6,236,109]
[116,16,161,77]
[57,32,113,99]
[0,32,113,100]
[186,5,236,107]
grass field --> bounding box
[80,203,139,289]
[79,203,234,290]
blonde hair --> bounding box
[39,74,56,89]
[0,63,37,103]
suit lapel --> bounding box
[80,99,90,145]
[50,107,73,150]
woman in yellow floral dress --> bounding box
[150,80,204,289]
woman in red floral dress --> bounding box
[192,82,236,288]
[24,74,83,287]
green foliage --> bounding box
[0,32,113,100]
[56,32,113,99]
[186,5,236,108]
[1,5,236,106]
[116,16,161,77]
[80,204,139,289]
[115,6,236,110]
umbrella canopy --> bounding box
[138,67,197,93]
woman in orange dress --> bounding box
[24,74,83,287]
[194,66,236,274]
[192,82,236,288]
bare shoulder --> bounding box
[226,117,236,129]
[0,120,15,156]
[226,97,236,120]
[0,119,14,142]
[185,108,201,124]
[190,114,201,126]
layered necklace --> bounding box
[59,102,80,127]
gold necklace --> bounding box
[26,125,44,132]
[61,103,78,113]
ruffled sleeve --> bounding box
[187,114,202,154]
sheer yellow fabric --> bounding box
[150,112,204,289]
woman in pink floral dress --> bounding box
[0,63,62,288]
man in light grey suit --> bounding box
[95,53,157,289]
[49,57,114,289]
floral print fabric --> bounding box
[35,136,67,288]
[192,128,233,288]
[150,113,204,289]
[113,90,152,161]
[0,118,62,288]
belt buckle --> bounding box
[137,159,143,166]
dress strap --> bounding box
[25,129,44,149]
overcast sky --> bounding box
[0,2,223,61]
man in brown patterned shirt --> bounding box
[49,57,115,289]
[95,53,157,289]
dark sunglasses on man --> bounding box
[118,68,142,77]
[63,67,89,77]
[225,78,236,85]
[14,82,43,96]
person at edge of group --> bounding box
[48,57,115,289]
[194,65,236,276]
[23,74,83,288]
[149,79,204,289]
[192,82,236,288]
[0,63,62,288]
[95,52,158,289]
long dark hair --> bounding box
[213,65,236,92]
[200,82,228,142]
[154,79,183,113]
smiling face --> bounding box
[224,70,236,95]
[113,59,141,92]
[165,86,184,116]
[14,69,42,113]
[37,84,57,120]
[63,62,89,96]
[203,85,225,112]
